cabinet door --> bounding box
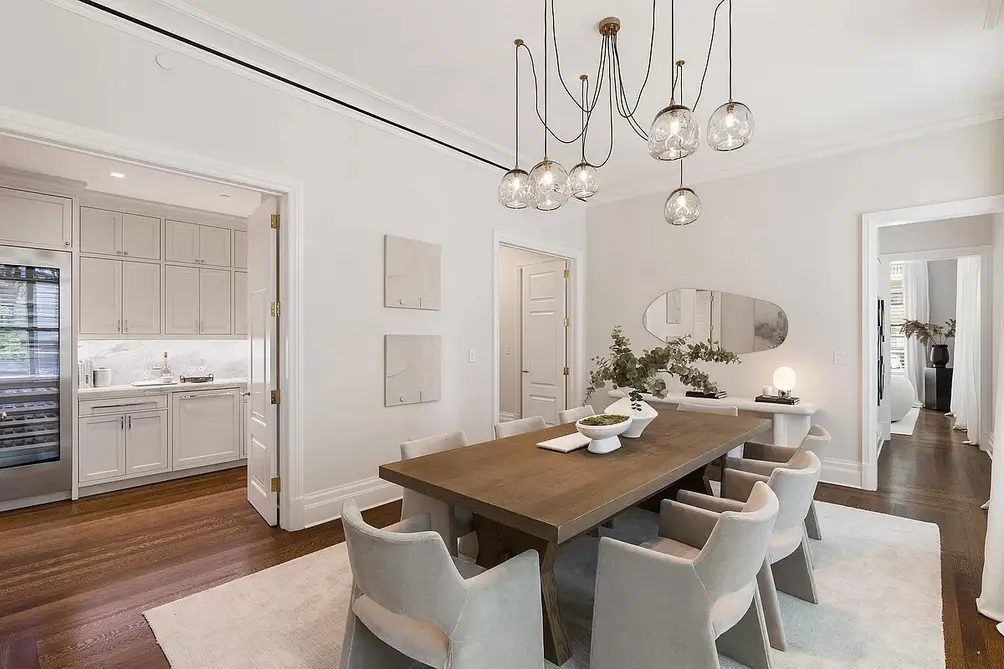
[0,187,72,249]
[200,268,232,335]
[200,225,232,267]
[164,265,201,335]
[172,390,240,470]
[120,213,161,260]
[165,220,200,263]
[79,207,121,255]
[122,261,161,335]
[125,410,170,476]
[233,271,248,336]
[78,414,126,484]
[233,229,248,269]
[79,257,122,335]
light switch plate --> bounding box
[468,349,476,363]
[833,350,846,365]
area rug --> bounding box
[145,502,944,669]
[891,407,921,436]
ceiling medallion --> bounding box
[498,0,755,226]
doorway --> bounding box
[493,236,583,427]
[0,124,296,528]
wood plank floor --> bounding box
[0,408,999,668]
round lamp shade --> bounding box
[664,187,701,226]
[648,105,700,161]
[498,168,531,209]
[568,162,599,200]
[707,101,755,151]
[773,366,797,393]
[529,159,570,211]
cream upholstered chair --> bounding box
[558,405,595,425]
[728,424,831,539]
[590,482,780,669]
[339,499,544,669]
[494,415,546,439]
[400,432,475,558]
[677,402,740,417]
[679,451,822,651]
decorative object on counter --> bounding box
[586,326,740,437]
[901,318,956,368]
[159,351,177,384]
[575,414,632,454]
[131,378,179,387]
[762,385,774,397]
[78,359,94,389]
[644,289,788,353]
[755,394,800,406]
[384,235,441,310]
[180,373,215,384]
[685,390,728,399]
[92,368,112,388]
[757,366,799,405]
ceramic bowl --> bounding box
[575,415,633,454]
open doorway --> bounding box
[494,238,582,427]
[0,131,289,527]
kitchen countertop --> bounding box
[78,378,247,400]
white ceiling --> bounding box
[0,135,263,217]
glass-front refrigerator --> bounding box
[0,245,71,505]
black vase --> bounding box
[930,344,950,368]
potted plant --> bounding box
[575,413,633,454]
[585,326,741,437]
[901,319,956,368]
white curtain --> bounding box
[903,260,929,403]
[951,257,981,444]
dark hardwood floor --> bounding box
[0,409,999,668]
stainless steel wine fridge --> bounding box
[0,245,71,506]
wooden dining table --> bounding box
[378,410,771,666]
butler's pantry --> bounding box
[0,134,279,522]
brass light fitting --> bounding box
[597,17,621,36]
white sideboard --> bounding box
[76,379,247,494]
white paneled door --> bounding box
[246,197,279,526]
[520,260,568,426]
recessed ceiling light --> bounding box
[110,172,126,179]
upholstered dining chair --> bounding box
[339,499,545,669]
[728,424,831,539]
[676,402,740,417]
[494,415,546,439]
[679,451,823,651]
[558,405,595,425]
[400,432,475,558]
[590,482,780,669]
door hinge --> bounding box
[563,366,570,376]
[270,389,280,405]
[271,476,281,493]
[563,317,570,328]
[270,213,281,229]
[270,301,281,317]
[563,268,570,279]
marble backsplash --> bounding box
[78,340,249,385]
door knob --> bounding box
[522,370,530,374]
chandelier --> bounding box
[498,0,755,225]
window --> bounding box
[888,262,906,372]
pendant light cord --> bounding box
[514,42,520,168]
[543,0,548,159]
[694,0,730,111]
[670,0,676,102]
[580,76,588,162]
[728,0,734,100]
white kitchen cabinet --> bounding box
[125,410,170,476]
[121,213,161,260]
[233,229,247,269]
[78,414,127,483]
[0,187,72,250]
[233,271,248,336]
[200,269,232,335]
[81,207,161,259]
[166,219,232,267]
[165,265,201,335]
[200,225,232,267]
[79,257,122,335]
[172,389,241,470]
[121,261,161,335]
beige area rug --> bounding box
[146,502,944,669]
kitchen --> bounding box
[0,135,265,512]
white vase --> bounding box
[605,391,658,438]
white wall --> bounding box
[498,246,554,419]
[587,119,1004,486]
[0,0,587,525]
[927,258,958,364]
[879,215,994,254]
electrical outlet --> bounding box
[833,350,846,365]
[468,349,476,363]
[504,346,511,356]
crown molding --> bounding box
[590,105,1004,206]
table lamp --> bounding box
[773,366,797,400]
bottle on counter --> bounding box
[161,352,174,382]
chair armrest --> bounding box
[452,550,544,667]
[382,512,432,534]
[722,468,768,503]
[743,440,797,463]
[678,490,745,514]
[659,499,721,549]
[725,456,782,478]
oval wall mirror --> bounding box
[643,289,789,353]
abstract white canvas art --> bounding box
[384,234,441,310]
[384,334,442,406]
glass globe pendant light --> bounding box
[665,159,701,226]
[530,5,569,211]
[648,0,699,161]
[569,74,599,201]
[707,1,754,151]
[499,40,531,209]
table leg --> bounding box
[472,515,572,665]
[718,454,728,499]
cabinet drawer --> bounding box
[79,394,168,416]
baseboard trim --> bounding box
[301,477,402,529]
[822,457,864,489]
[78,459,246,498]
